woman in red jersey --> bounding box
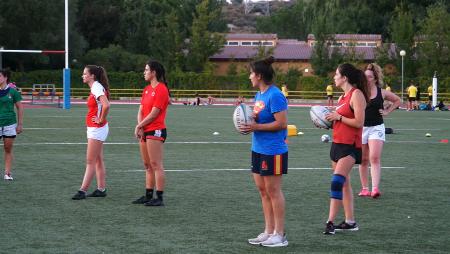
[132,60,169,207]
[72,65,110,200]
[323,63,370,235]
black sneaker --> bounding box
[144,198,164,207]
[72,191,86,200]
[87,189,107,198]
[323,221,335,235]
[335,221,359,232]
[132,196,152,204]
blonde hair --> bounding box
[365,63,384,88]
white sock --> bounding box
[345,220,356,225]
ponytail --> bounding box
[85,65,110,99]
[338,63,370,102]
[146,60,168,86]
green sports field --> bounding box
[1,104,449,254]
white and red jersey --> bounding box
[86,81,108,128]
[140,83,169,132]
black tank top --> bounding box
[364,87,384,127]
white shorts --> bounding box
[0,124,17,138]
[362,123,385,145]
[87,123,109,142]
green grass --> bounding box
[1,104,449,254]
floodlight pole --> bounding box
[63,0,71,109]
[400,50,406,105]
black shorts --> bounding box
[252,151,288,176]
[428,95,432,101]
[408,97,416,102]
[330,143,362,165]
[327,95,333,99]
[141,129,167,143]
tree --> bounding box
[77,0,123,49]
[417,2,450,77]
[0,0,86,71]
[185,0,225,72]
[389,6,416,77]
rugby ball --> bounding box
[233,103,254,135]
[310,106,333,129]
[321,134,331,143]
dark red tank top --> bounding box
[333,88,362,148]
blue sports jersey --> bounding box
[252,85,288,155]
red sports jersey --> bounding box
[333,88,362,148]
[86,82,108,128]
[140,83,169,132]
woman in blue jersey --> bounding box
[240,56,288,248]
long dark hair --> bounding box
[85,65,110,99]
[249,56,275,85]
[147,60,167,85]
[338,63,370,102]
[0,68,11,84]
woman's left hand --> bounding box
[325,112,341,122]
[16,124,23,134]
[379,109,389,116]
[240,123,258,133]
[92,116,102,124]
[134,125,143,139]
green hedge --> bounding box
[10,69,450,92]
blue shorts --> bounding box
[251,151,288,176]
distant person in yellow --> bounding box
[281,84,289,102]
[427,84,433,104]
[407,82,418,111]
[385,84,391,92]
[326,84,333,107]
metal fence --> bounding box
[19,87,450,102]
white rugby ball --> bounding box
[321,134,331,143]
[310,105,333,129]
[233,103,254,135]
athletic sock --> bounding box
[345,220,356,225]
[79,189,86,193]
[156,190,164,201]
[362,187,369,190]
[146,189,154,199]
[97,188,106,192]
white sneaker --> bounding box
[260,233,288,247]
[4,174,13,180]
[248,232,271,245]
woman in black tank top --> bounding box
[358,63,400,199]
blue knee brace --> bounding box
[330,174,346,200]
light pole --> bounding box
[400,50,406,105]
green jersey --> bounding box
[0,86,22,126]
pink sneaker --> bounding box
[371,189,381,199]
[358,189,371,197]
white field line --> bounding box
[5,140,445,146]
[121,166,405,173]
[9,141,251,146]
[22,126,444,131]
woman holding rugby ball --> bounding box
[132,60,169,207]
[72,65,110,200]
[240,56,289,247]
[358,63,400,198]
[0,69,23,181]
[323,63,369,234]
